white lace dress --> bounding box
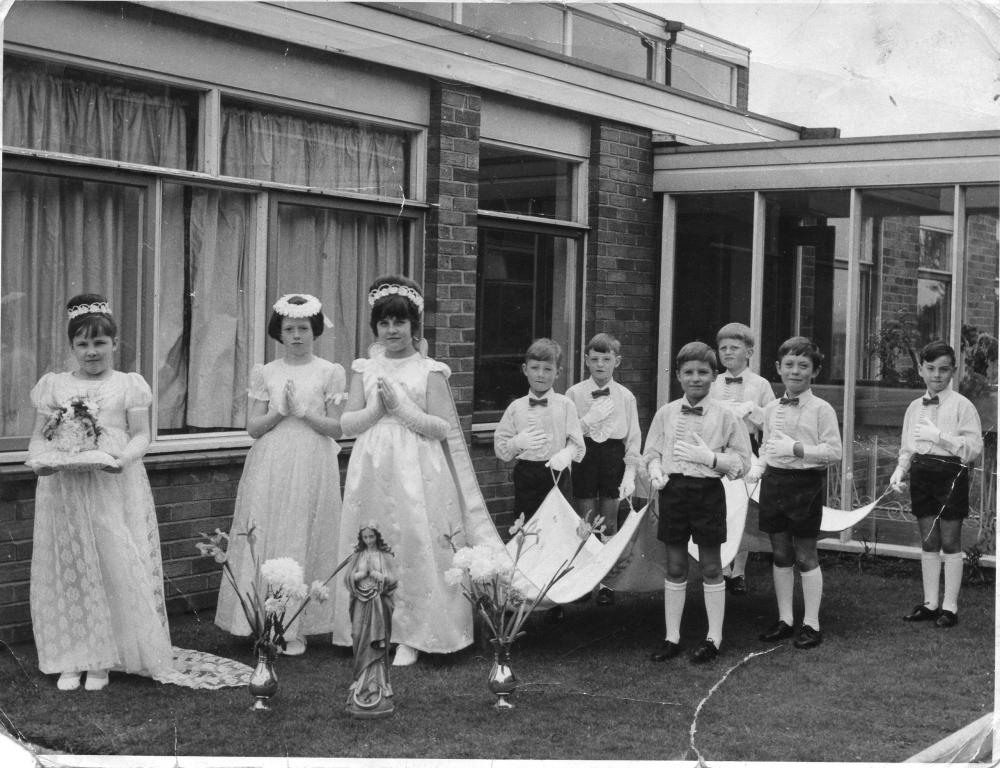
[330,352,478,654]
[215,356,346,640]
[29,372,250,687]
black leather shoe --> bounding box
[794,625,822,649]
[650,641,682,662]
[596,587,615,606]
[758,620,794,642]
[727,575,747,595]
[902,603,939,622]
[690,639,719,664]
[935,609,958,628]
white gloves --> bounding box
[647,462,667,491]
[341,399,385,438]
[546,446,575,472]
[512,427,549,452]
[745,464,764,484]
[581,397,615,428]
[618,465,636,499]
[915,417,942,445]
[767,431,798,458]
[732,400,754,419]
[673,433,715,467]
[889,466,907,493]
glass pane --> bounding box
[385,2,453,22]
[2,171,143,447]
[761,190,851,505]
[461,3,564,52]
[479,145,575,220]
[571,13,650,78]
[960,184,999,555]
[3,56,197,170]
[221,101,410,197]
[273,202,409,372]
[671,193,754,398]
[669,48,736,105]
[852,186,957,547]
[475,228,578,414]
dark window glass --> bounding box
[479,145,574,220]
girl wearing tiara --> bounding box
[330,276,500,666]
[214,294,346,655]
[27,294,249,691]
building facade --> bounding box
[1,1,996,641]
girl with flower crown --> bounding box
[27,294,250,691]
[330,276,501,666]
[214,294,346,655]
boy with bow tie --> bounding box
[745,336,842,650]
[710,322,776,595]
[643,341,751,664]
[889,340,982,628]
[494,338,585,522]
[566,334,642,605]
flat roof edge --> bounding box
[656,129,1000,154]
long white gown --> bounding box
[330,349,500,653]
[215,356,346,640]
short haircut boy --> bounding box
[716,322,754,348]
[919,340,957,367]
[676,340,719,372]
[586,333,621,356]
[776,335,824,369]
[526,338,562,367]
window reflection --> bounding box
[479,144,575,219]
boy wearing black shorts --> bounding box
[890,340,983,628]
[644,342,751,663]
[746,336,842,650]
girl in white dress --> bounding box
[214,294,346,655]
[28,294,250,691]
[331,276,500,666]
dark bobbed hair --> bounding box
[267,295,325,343]
[919,339,957,367]
[354,525,394,555]
[585,332,621,356]
[66,293,117,342]
[776,336,824,369]
[675,340,718,372]
[367,274,423,338]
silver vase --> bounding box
[248,648,278,710]
[487,640,517,710]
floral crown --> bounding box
[67,301,111,320]
[273,294,334,328]
[367,283,424,313]
[361,520,380,532]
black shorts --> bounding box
[758,467,827,539]
[657,475,727,547]
[572,437,626,499]
[910,455,970,520]
[513,460,571,518]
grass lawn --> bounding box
[0,552,994,762]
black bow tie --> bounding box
[923,395,940,406]
[725,376,743,385]
[529,397,548,407]
[591,388,610,399]
[681,404,703,416]
[779,396,799,406]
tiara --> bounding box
[67,301,111,320]
[273,294,322,319]
[361,520,380,532]
[367,283,424,313]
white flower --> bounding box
[469,557,497,582]
[264,596,286,616]
[452,547,475,570]
[444,567,466,587]
[261,557,306,596]
[308,580,330,602]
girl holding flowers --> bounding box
[331,276,501,666]
[214,294,346,655]
[28,294,248,691]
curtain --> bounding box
[221,105,407,197]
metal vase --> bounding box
[487,640,517,710]
[248,648,278,711]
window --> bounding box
[479,145,575,219]
[570,12,651,78]
[460,3,564,53]
[668,48,736,105]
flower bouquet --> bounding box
[26,396,119,472]
[444,512,604,709]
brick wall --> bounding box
[586,120,661,430]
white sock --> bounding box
[800,566,823,631]
[703,581,726,649]
[921,550,943,609]
[731,548,749,579]
[773,565,795,625]
[941,552,964,613]
[664,579,687,643]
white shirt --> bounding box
[897,386,983,469]
[565,377,642,467]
